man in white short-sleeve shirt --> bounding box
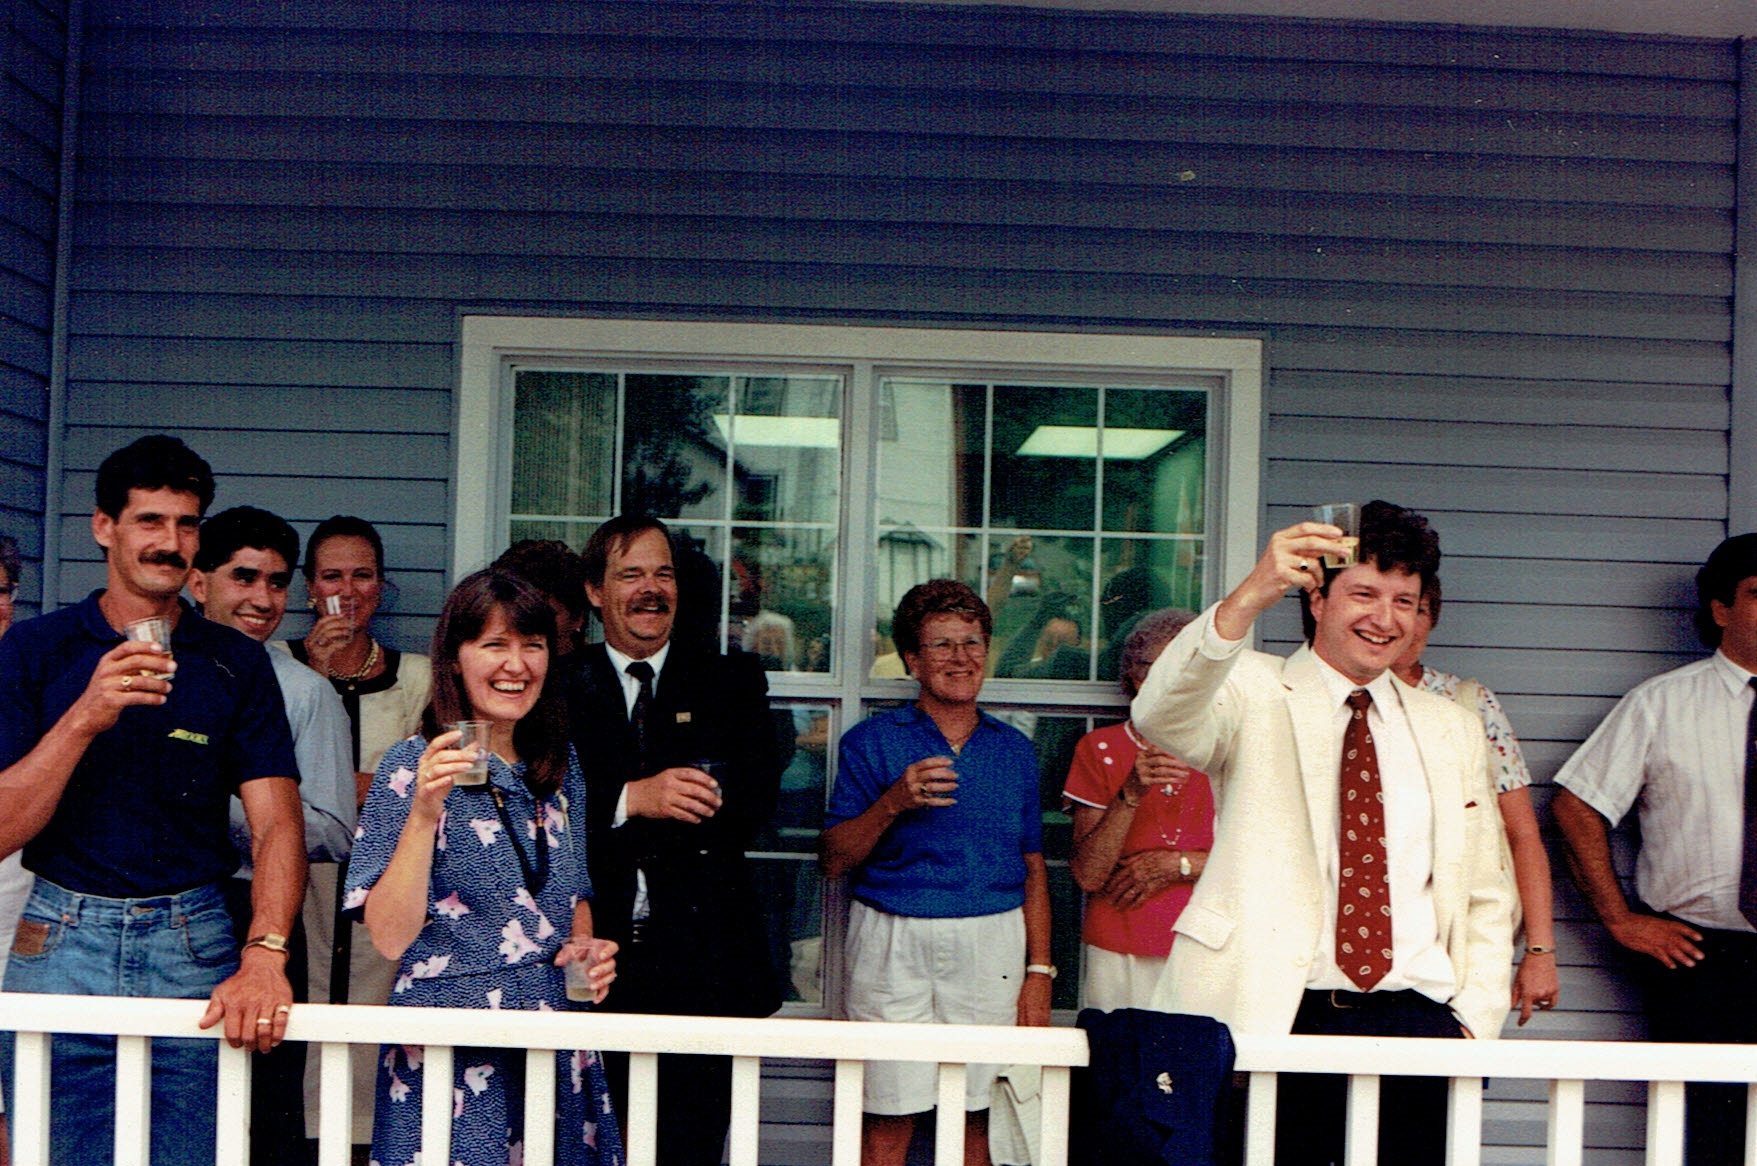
[1555,532,1757,1166]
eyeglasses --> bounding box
[921,636,987,660]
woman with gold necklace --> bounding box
[276,513,432,1150]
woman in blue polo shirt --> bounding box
[821,578,1052,1166]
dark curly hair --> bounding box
[95,435,215,520]
[196,506,299,575]
[892,579,992,666]
[1300,500,1441,642]
[1695,533,1757,649]
[494,539,589,621]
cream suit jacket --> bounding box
[1130,604,1515,1040]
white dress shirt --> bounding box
[1556,651,1757,933]
[1303,656,1456,1003]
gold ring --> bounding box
[119,675,133,691]
[256,1018,271,1026]
[276,1004,291,1013]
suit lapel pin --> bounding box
[676,711,692,723]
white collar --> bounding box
[1311,651,1401,714]
[606,639,671,681]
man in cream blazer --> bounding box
[1132,503,1514,1166]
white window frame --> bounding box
[454,316,1263,1015]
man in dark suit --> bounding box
[568,514,784,1166]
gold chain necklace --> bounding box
[333,638,381,683]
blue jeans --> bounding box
[0,877,238,1166]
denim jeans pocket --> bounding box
[8,905,66,964]
[179,903,240,968]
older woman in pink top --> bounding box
[1063,609,1215,1012]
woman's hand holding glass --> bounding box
[412,729,480,819]
[1123,744,1194,804]
[885,755,959,813]
[558,936,619,1005]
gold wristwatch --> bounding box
[243,932,291,955]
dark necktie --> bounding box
[1739,678,1757,927]
[1338,688,1393,991]
[627,660,655,775]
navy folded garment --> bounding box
[1072,1008,1237,1166]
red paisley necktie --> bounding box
[1337,688,1392,991]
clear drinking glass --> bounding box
[1311,503,1360,569]
[451,720,492,786]
[123,616,174,679]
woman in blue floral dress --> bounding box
[344,569,624,1166]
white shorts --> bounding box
[845,901,1025,1116]
[1078,945,1168,1014]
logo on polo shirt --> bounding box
[168,728,209,746]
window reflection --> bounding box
[873,377,1210,684]
[510,369,841,670]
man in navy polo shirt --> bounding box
[0,435,305,1166]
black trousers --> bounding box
[222,878,310,1166]
[598,929,736,1166]
[600,1049,732,1166]
[1631,919,1757,1166]
[1273,989,1463,1166]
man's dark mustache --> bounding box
[140,551,188,569]
[631,595,670,613]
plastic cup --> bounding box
[123,616,174,679]
[563,937,618,1003]
[321,594,355,644]
[452,720,492,786]
[691,758,728,794]
[1311,503,1360,569]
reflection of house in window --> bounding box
[877,523,940,617]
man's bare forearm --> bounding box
[243,778,308,937]
[1552,789,1631,926]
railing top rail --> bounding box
[0,995,1090,1067]
[1234,1033,1757,1083]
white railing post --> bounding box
[1038,1064,1071,1166]
[420,1042,453,1166]
[1244,1070,1278,1166]
[934,1062,967,1166]
[315,1040,353,1166]
[114,1033,150,1166]
[1546,1078,1585,1166]
[214,1042,251,1166]
[1445,1073,1483,1166]
[523,1047,557,1166]
[625,1050,659,1166]
[832,1058,865,1166]
[1344,1073,1380,1166]
[1746,1084,1757,1165]
[1645,1080,1686,1166]
[728,1054,762,1166]
[11,1031,50,1166]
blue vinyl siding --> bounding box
[0,0,63,618]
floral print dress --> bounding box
[344,736,624,1166]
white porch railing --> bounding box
[0,994,1088,1166]
[1232,1032,1757,1166]
[8,995,1756,1166]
